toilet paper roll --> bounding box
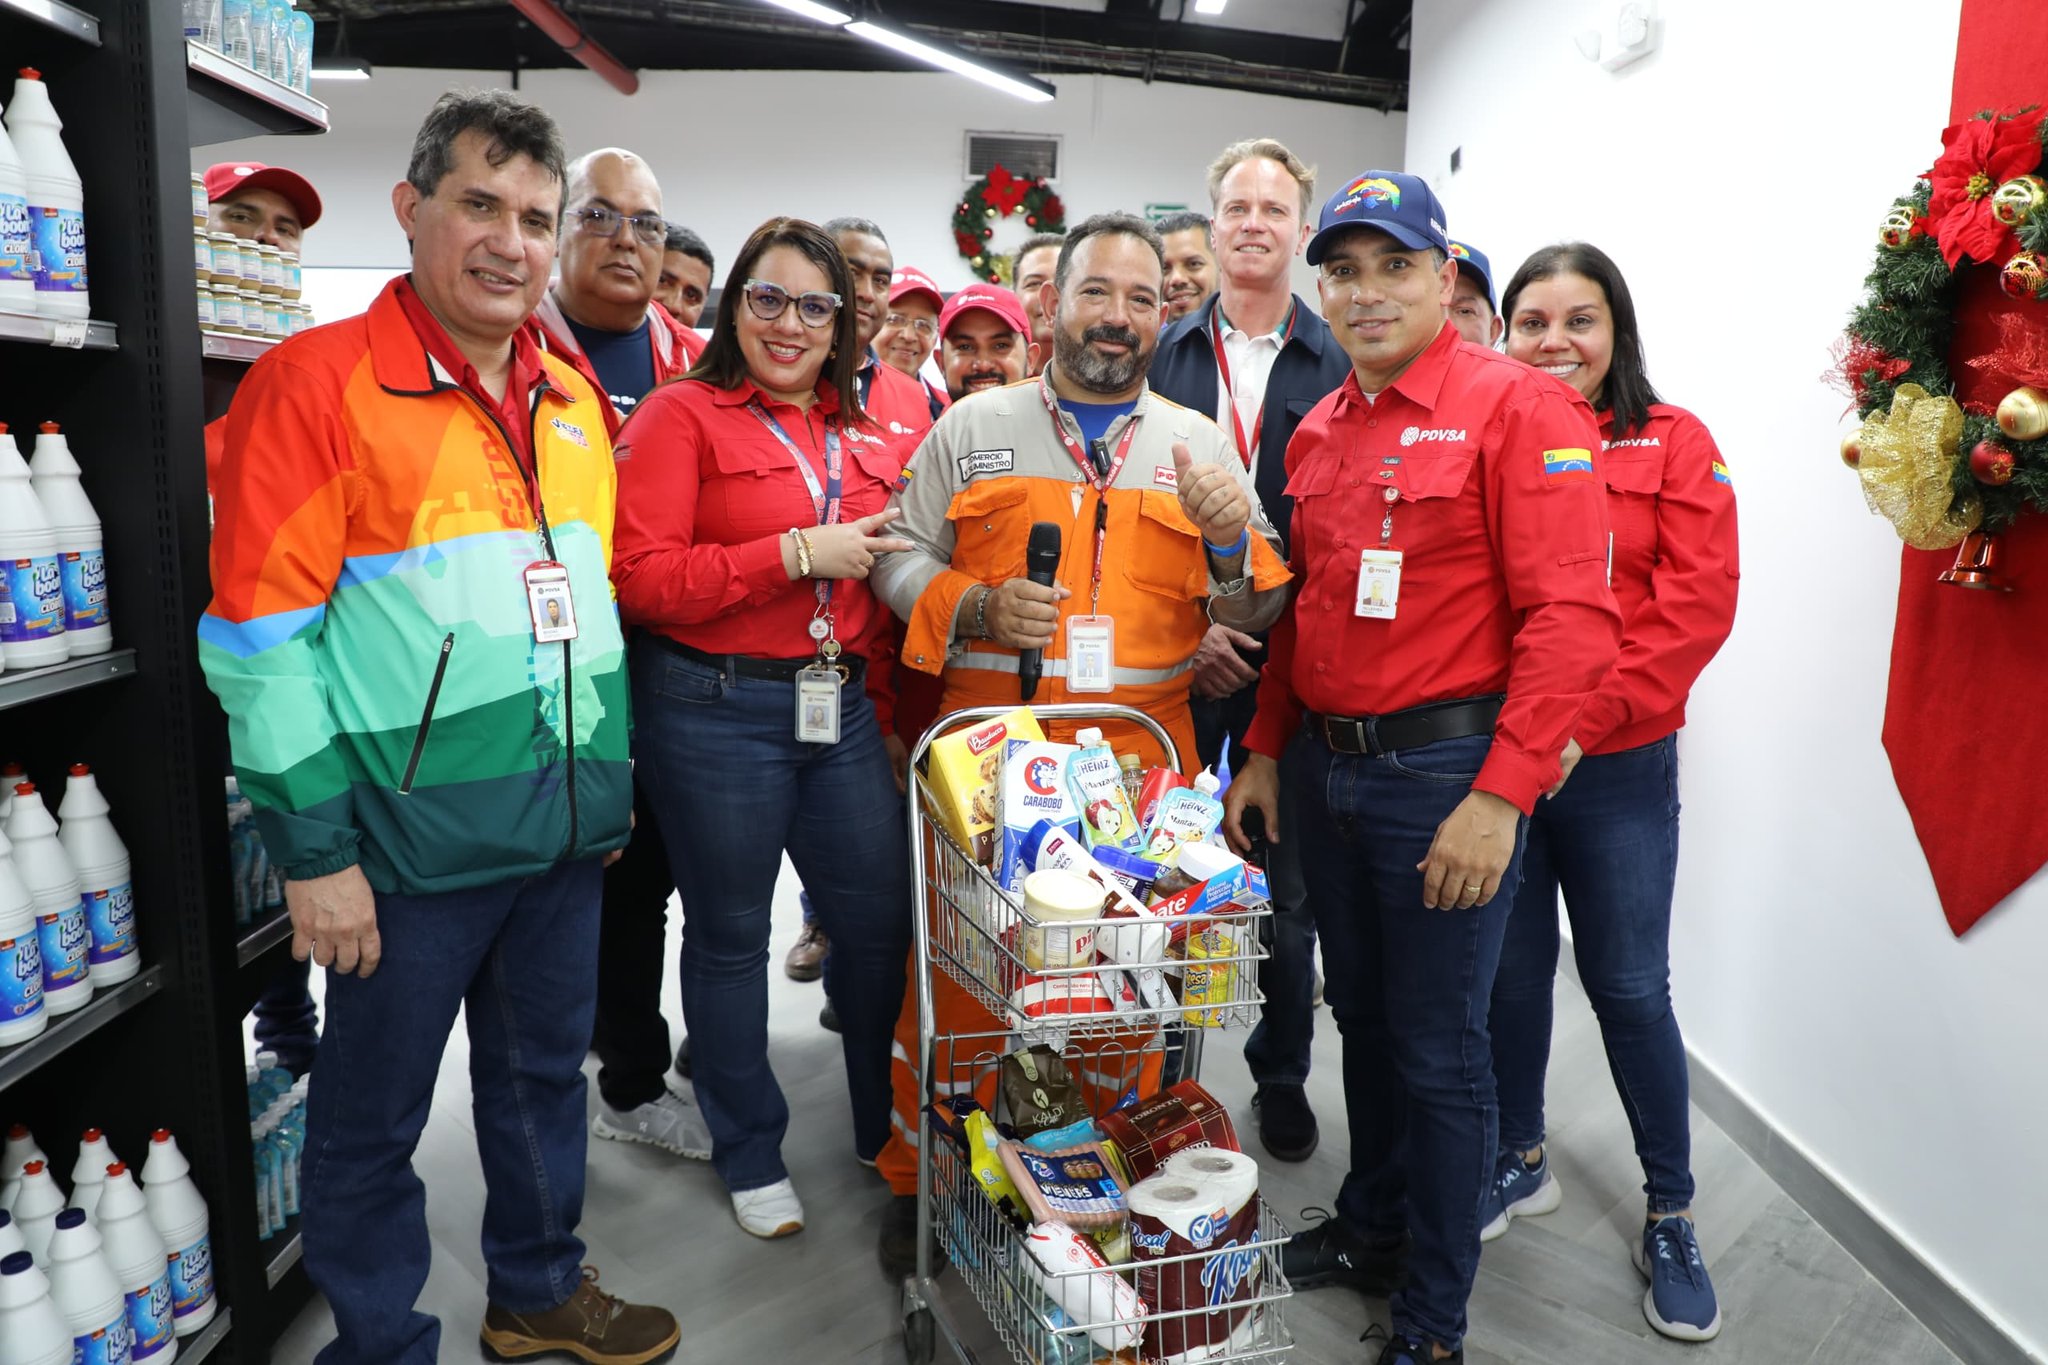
[1160,1147,1258,1219]
[1126,1155,1264,1362]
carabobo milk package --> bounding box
[998,739,1080,892]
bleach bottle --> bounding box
[11,1161,62,1263]
[137,1133,212,1336]
[0,1212,21,1261]
[1,71,87,320]
[0,85,34,316]
[0,425,67,671]
[0,1249,71,1365]
[0,843,45,1047]
[27,424,109,655]
[45,1210,132,1365]
[0,1129,46,1210]
[68,1131,116,1224]
[55,767,135,986]
[92,1166,172,1362]
[5,786,89,1014]
[0,766,22,820]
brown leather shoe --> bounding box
[480,1266,680,1364]
[784,921,828,981]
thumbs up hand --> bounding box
[1173,439,1251,550]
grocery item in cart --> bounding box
[925,707,1044,865]
[1149,843,1270,923]
[999,1045,1088,1138]
[1140,770,1225,867]
[1067,728,1145,854]
[1096,1080,1239,1181]
[1008,971,1139,1049]
[1128,1147,1264,1362]
[1023,1219,1145,1352]
[1018,869,1099,971]
[1134,767,1190,832]
[999,1140,1126,1230]
[1023,819,1172,969]
[1177,922,1238,1028]
[997,739,1080,891]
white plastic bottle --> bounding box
[27,425,109,656]
[4,788,89,1015]
[68,1132,115,1224]
[55,768,135,987]
[137,1133,211,1336]
[290,5,313,91]
[0,845,45,1048]
[10,1162,63,1263]
[0,1249,72,1365]
[0,425,67,671]
[0,1211,23,1260]
[0,88,35,316]
[91,1167,172,1363]
[271,0,295,84]
[0,1129,46,1211]
[44,1210,132,1365]
[2,71,88,320]
[0,767,22,821]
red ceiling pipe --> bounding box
[507,0,640,95]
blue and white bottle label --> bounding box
[0,191,31,283]
[35,901,89,992]
[0,933,44,1019]
[73,1309,134,1365]
[61,547,109,631]
[86,882,136,965]
[0,555,64,642]
[127,1272,176,1359]
[168,1234,214,1318]
[29,204,86,294]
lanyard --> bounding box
[1038,377,1141,614]
[1211,300,1297,470]
[747,400,844,643]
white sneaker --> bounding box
[590,1091,712,1159]
[731,1179,805,1238]
[663,1069,690,1101]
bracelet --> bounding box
[1204,529,1250,558]
[790,527,815,579]
[971,584,992,640]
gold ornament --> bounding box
[1999,250,2048,299]
[1991,174,2047,227]
[1853,383,1983,550]
[985,207,998,220]
[1879,206,1921,249]
[1840,432,1862,468]
[1996,385,2048,440]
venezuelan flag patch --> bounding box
[1712,460,1732,486]
[1542,448,1595,483]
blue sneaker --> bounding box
[1479,1147,1562,1242]
[1361,1325,1463,1364]
[1632,1215,1723,1341]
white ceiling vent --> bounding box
[965,132,1060,182]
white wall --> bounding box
[200,66,1403,305]
[1407,0,2048,1355]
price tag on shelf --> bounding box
[50,320,89,350]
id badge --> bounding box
[1355,549,1403,619]
[795,665,844,744]
[524,561,580,642]
[1066,615,1115,693]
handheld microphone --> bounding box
[1019,521,1063,700]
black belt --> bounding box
[1308,694,1503,757]
[650,634,866,684]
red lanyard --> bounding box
[1211,301,1296,469]
[1037,376,1141,613]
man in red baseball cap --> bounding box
[936,282,1033,404]
[204,160,322,251]
[875,266,946,417]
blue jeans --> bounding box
[302,858,602,1365]
[1490,733,1695,1214]
[631,646,910,1192]
[1295,730,1524,1350]
[1241,740,1315,1087]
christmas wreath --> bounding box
[951,164,1066,283]
[1840,104,2048,561]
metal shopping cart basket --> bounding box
[899,704,1296,1365]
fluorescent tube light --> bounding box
[845,20,1055,102]
[311,55,372,80]
[761,0,854,24]
[1193,0,1228,12]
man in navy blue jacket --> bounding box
[1150,137,1353,1164]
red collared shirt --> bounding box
[1571,404,1740,754]
[610,376,903,727]
[1246,325,1622,812]
[393,275,546,474]
[859,353,935,474]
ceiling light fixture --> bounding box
[844,19,1055,102]
[760,0,853,25]
[310,55,372,80]
[1192,0,1228,13]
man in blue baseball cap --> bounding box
[1447,240,1502,348]
[1224,168,1620,1365]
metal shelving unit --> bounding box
[0,0,98,44]
[0,647,137,712]
[179,1308,234,1364]
[186,40,329,142]
[0,309,118,350]
[265,1224,303,1289]
[202,332,280,363]
[0,967,163,1094]
[235,906,293,967]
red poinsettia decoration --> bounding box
[1924,106,2047,268]
[984,164,1029,215]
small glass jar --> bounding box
[268,298,288,337]
[193,230,211,278]
[195,284,216,331]
[214,287,244,334]
[258,243,284,295]
[282,252,301,301]
[249,289,276,337]
[208,232,240,286]
[237,239,262,285]
[190,173,207,228]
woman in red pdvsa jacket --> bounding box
[1485,242,1739,1343]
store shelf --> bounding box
[0,309,118,351]
[266,1221,302,1288]
[177,1308,233,1364]
[236,906,293,966]
[0,965,163,1095]
[0,0,99,45]
[202,331,280,363]
[0,648,136,713]
[186,41,329,143]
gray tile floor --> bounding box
[270,867,1961,1365]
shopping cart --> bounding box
[899,704,1296,1365]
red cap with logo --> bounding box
[887,266,943,311]
[938,283,1029,338]
[202,161,323,230]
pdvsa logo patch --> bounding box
[1400,425,1467,447]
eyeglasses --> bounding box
[885,313,937,337]
[570,205,667,246]
[742,279,843,329]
